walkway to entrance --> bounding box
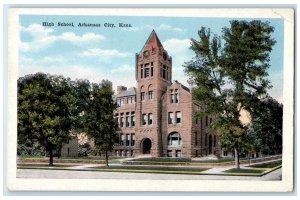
[141,138,152,154]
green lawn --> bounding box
[18,163,77,168]
[91,165,209,174]
[249,160,282,169]
[17,156,120,164]
[124,157,248,165]
[224,168,265,174]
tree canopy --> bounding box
[184,20,277,168]
[18,73,72,165]
[84,80,119,167]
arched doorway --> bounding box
[208,135,213,154]
[141,138,152,154]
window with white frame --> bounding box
[168,112,174,124]
[141,92,145,101]
[148,91,153,99]
[148,113,153,125]
[168,132,182,147]
[131,134,135,146]
[120,117,124,127]
[131,115,135,127]
[142,114,147,125]
[176,111,181,124]
[175,89,179,103]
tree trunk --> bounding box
[49,147,54,166]
[234,148,240,169]
[105,151,109,167]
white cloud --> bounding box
[21,24,54,39]
[162,38,193,86]
[162,38,191,55]
[143,24,187,32]
[20,24,105,52]
[80,48,131,57]
[19,56,106,83]
[58,32,105,43]
[121,27,139,32]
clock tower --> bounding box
[134,30,172,157]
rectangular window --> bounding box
[175,150,182,158]
[131,134,135,146]
[126,134,130,146]
[145,68,150,78]
[128,96,136,104]
[141,69,143,78]
[195,131,197,146]
[210,117,213,124]
[151,67,153,76]
[120,134,124,146]
[168,112,174,124]
[196,117,198,124]
[148,91,153,99]
[120,98,124,106]
[120,117,124,127]
[141,92,145,101]
[223,151,228,156]
[176,112,181,123]
[126,116,130,127]
[206,116,208,126]
[170,94,174,103]
[148,113,153,125]
[116,98,121,106]
[131,116,135,127]
[167,150,172,157]
[143,114,147,125]
[162,65,166,79]
[175,89,179,103]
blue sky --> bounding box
[19,15,284,102]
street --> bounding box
[17,168,282,180]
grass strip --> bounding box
[224,168,265,175]
[91,166,209,174]
[249,160,282,169]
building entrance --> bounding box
[141,138,152,154]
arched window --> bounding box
[148,84,154,100]
[168,132,182,147]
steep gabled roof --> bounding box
[139,30,163,54]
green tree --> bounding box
[84,80,119,167]
[248,97,283,155]
[18,73,72,166]
[184,20,276,168]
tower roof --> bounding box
[140,30,163,54]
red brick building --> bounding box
[113,30,222,158]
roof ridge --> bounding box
[139,30,163,54]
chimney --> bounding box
[117,86,127,94]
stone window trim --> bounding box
[116,111,135,128]
[148,113,153,126]
[176,111,182,124]
[170,89,179,104]
[142,113,147,125]
[168,112,174,125]
[168,132,182,147]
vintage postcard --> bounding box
[7,8,294,192]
